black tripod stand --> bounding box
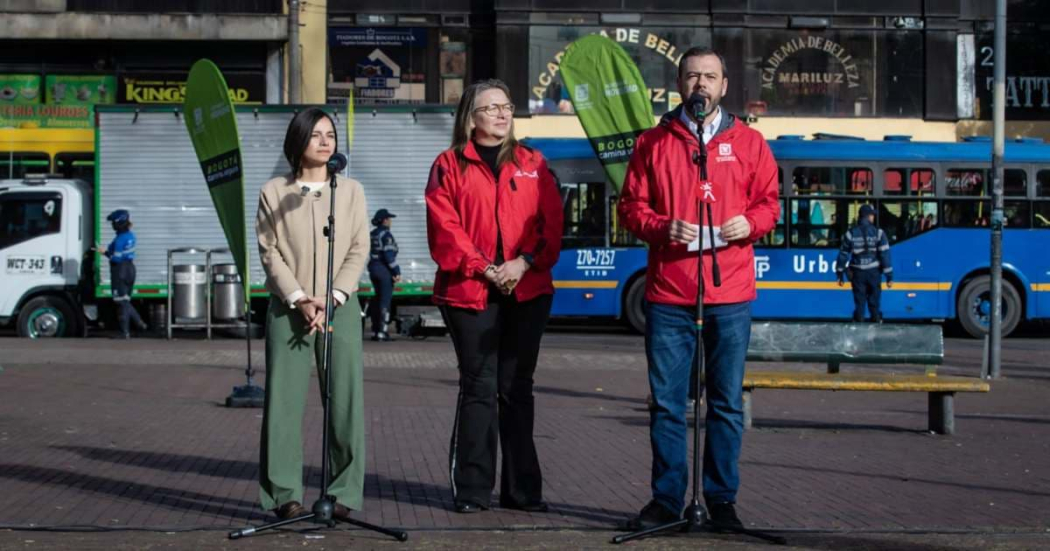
[613,118,784,546]
[229,154,407,543]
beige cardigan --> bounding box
[256,174,370,303]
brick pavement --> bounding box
[0,332,1047,545]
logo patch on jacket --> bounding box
[514,169,538,178]
[715,142,737,163]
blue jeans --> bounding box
[645,301,751,514]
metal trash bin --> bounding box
[212,263,243,321]
[172,264,207,321]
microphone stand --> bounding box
[614,109,785,546]
[229,158,408,543]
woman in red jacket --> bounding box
[425,79,563,514]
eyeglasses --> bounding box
[473,103,515,116]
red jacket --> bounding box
[426,141,564,310]
[618,109,780,306]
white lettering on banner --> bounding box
[792,254,838,274]
[754,255,770,279]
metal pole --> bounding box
[288,0,301,104]
[989,0,1006,379]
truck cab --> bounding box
[0,175,92,337]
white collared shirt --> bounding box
[679,105,722,145]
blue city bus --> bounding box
[527,135,1050,338]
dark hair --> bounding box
[283,107,338,177]
[451,79,520,173]
[678,47,728,80]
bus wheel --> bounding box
[957,275,1021,338]
[16,296,77,338]
[624,275,647,334]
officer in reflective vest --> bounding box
[100,209,148,338]
[368,209,400,341]
[836,204,893,322]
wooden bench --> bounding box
[741,371,990,435]
[740,322,988,435]
[747,322,943,375]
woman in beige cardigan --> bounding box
[255,107,370,520]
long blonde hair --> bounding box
[451,79,520,173]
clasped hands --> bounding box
[295,295,328,335]
[669,214,751,244]
[484,257,530,295]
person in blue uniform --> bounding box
[836,204,893,322]
[102,209,148,338]
[368,209,400,341]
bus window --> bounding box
[561,182,606,248]
[1004,169,1026,196]
[879,200,937,242]
[1,153,50,179]
[1005,201,1031,228]
[1038,170,1050,197]
[789,198,861,248]
[55,153,95,185]
[946,169,985,196]
[756,199,785,247]
[884,168,935,196]
[0,192,63,250]
[792,166,873,195]
[943,200,991,226]
[1035,201,1050,228]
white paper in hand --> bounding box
[686,224,729,252]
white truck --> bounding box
[0,105,454,337]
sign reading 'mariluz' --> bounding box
[761,36,861,92]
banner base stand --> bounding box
[225,384,265,408]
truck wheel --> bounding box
[623,275,647,334]
[957,275,1021,338]
[16,296,77,338]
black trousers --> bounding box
[850,268,882,322]
[111,261,145,335]
[441,292,552,507]
[368,261,394,334]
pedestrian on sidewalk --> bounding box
[835,204,893,322]
[617,47,780,531]
[255,107,370,522]
[368,208,400,341]
[98,209,148,338]
[425,79,564,514]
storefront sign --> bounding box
[329,27,426,47]
[530,26,703,114]
[45,75,116,105]
[0,74,42,104]
[976,33,1050,120]
[761,35,861,94]
[120,73,264,104]
[0,104,92,128]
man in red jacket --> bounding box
[618,47,780,531]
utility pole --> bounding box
[989,0,1006,379]
[288,0,301,104]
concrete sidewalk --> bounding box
[0,334,1047,549]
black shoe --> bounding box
[707,502,743,530]
[111,333,130,340]
[622,500,680,531]
[500,498,549,513]
[454,500,488,514]
[135,319,148,331]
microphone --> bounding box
[326,153,348,174]
[300,186,310,197]
[686,93,708,121]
